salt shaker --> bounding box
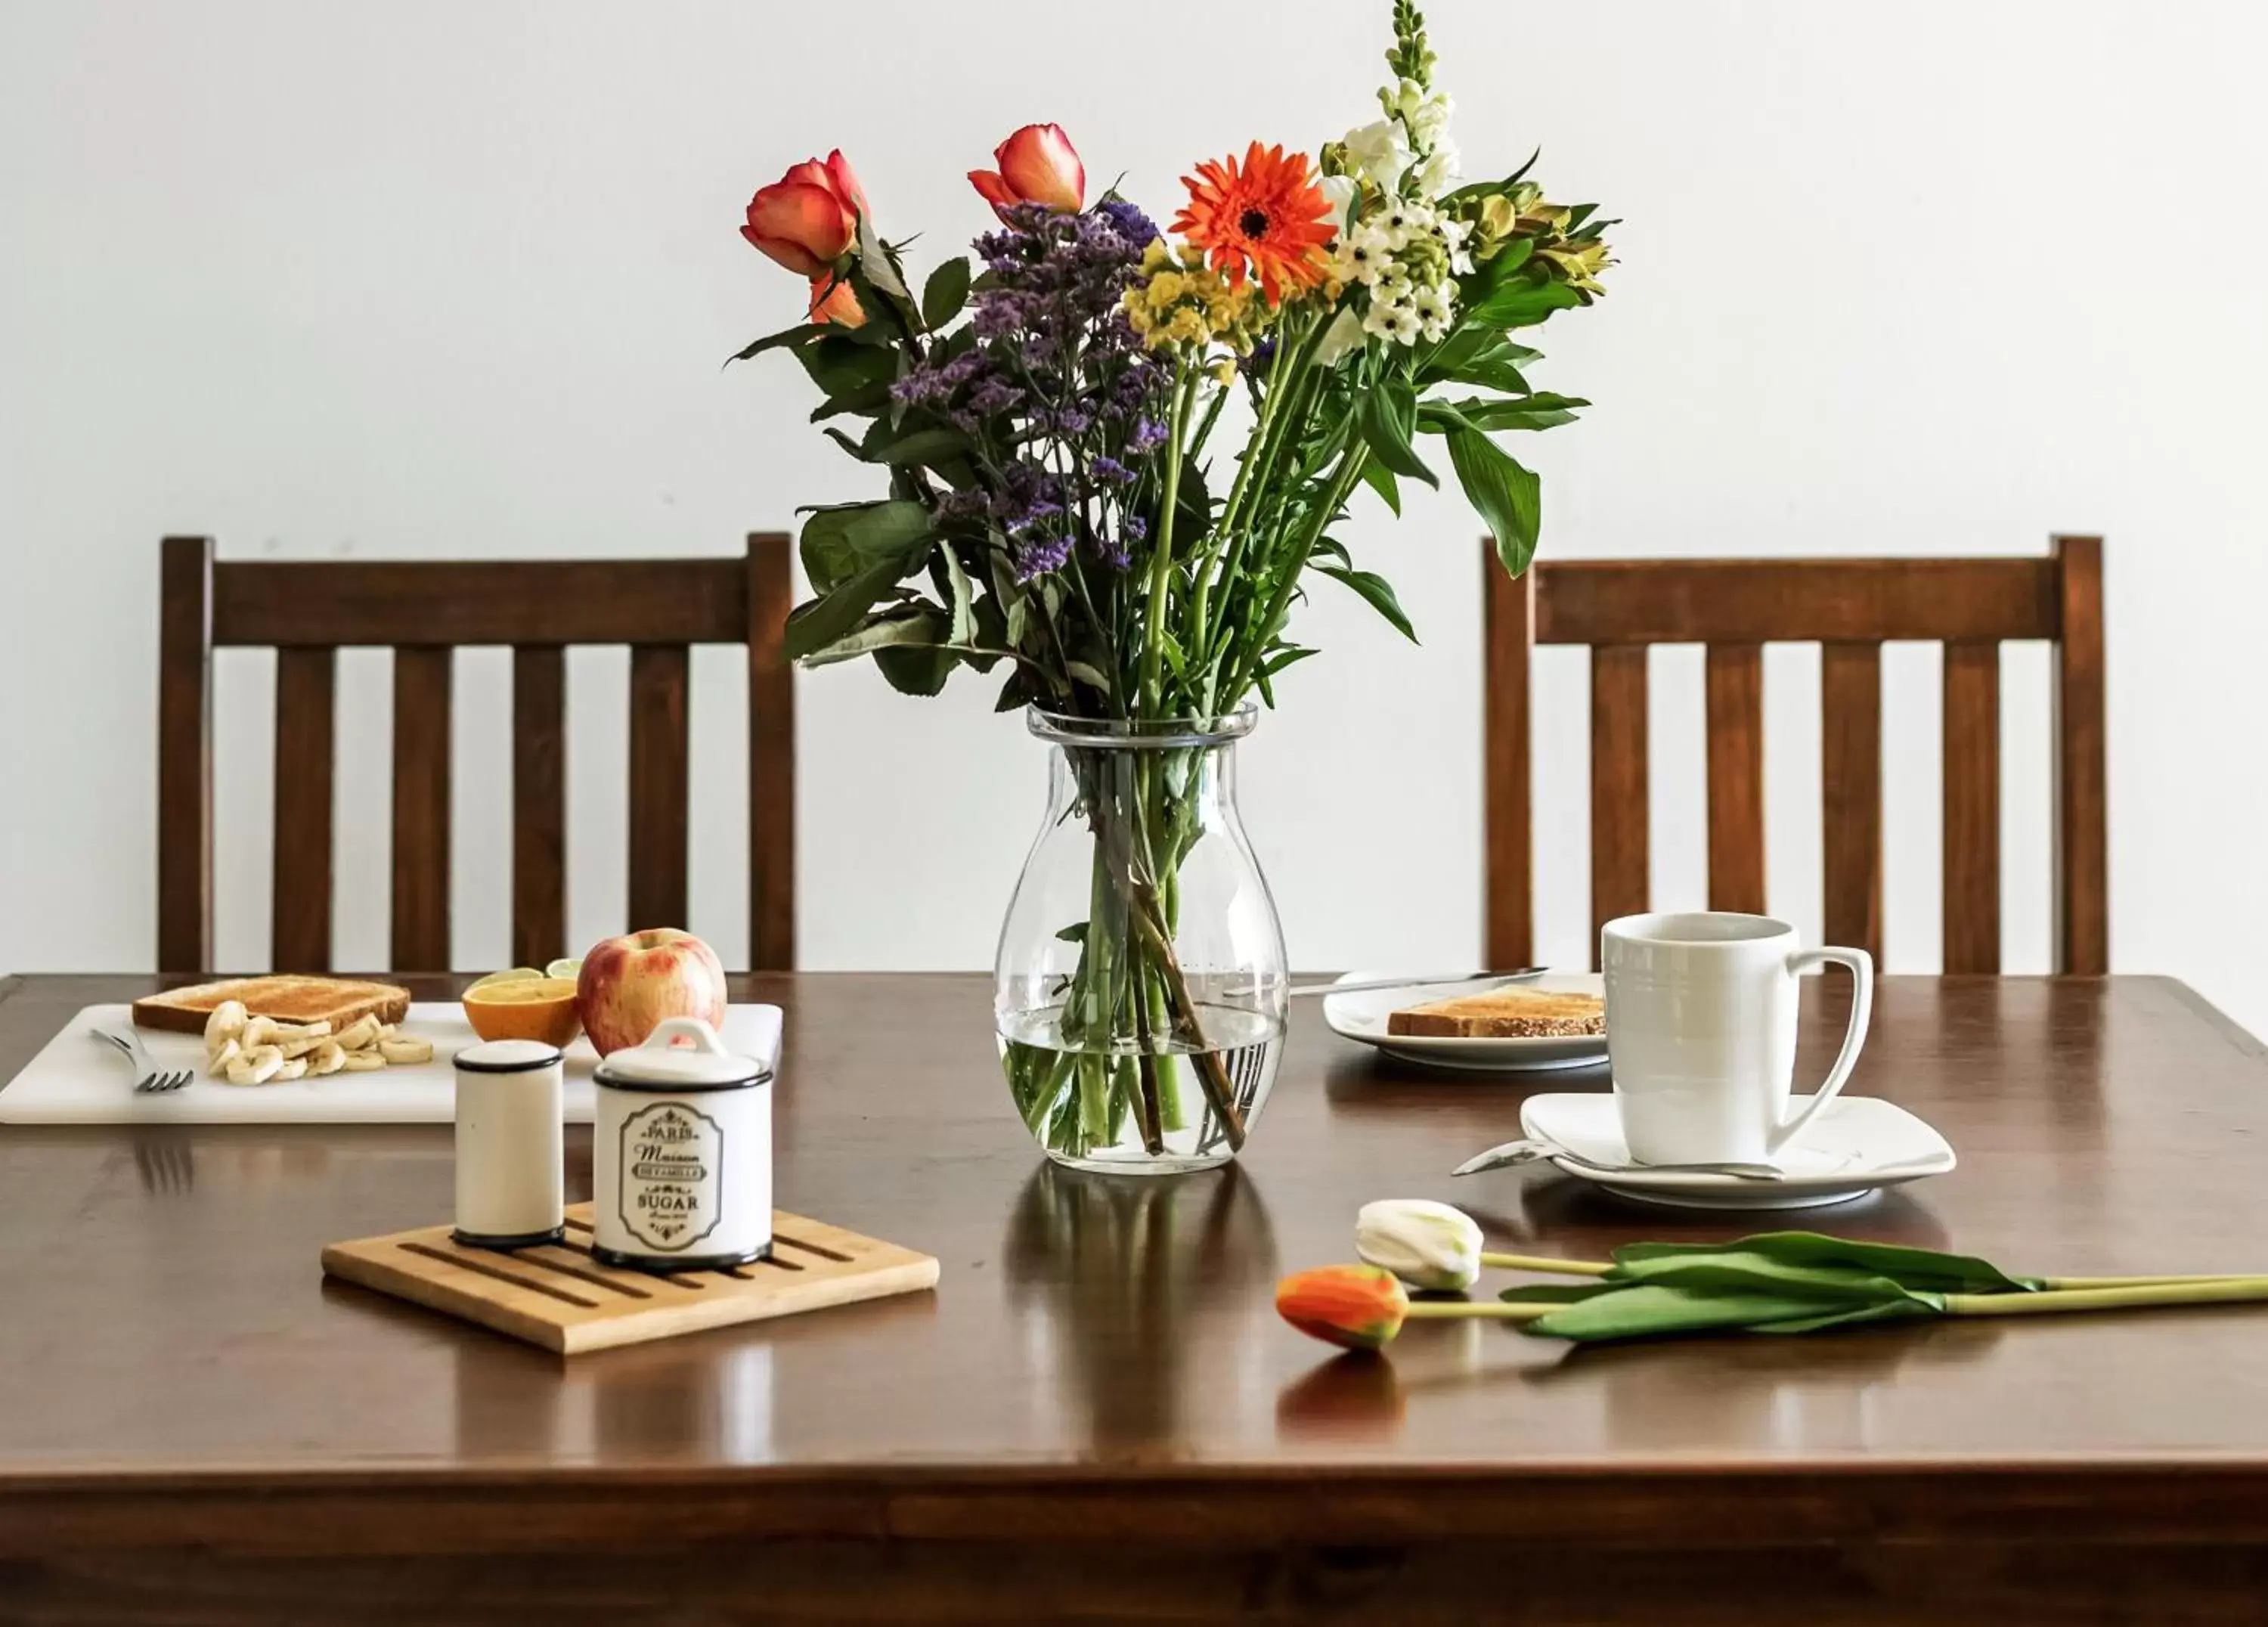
[452,1038,565,1249]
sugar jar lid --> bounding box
[592,1016,770,1092]
[454,1038,564,1074]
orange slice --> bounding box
[462,977,582,1046]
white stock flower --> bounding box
[1334,222,1395,287]
[1356,1198,1484,1292]
[1314,304,1366,367]
[1361,294,1420,345]
[1411,282,1455,339]
[1340,119,1411,193]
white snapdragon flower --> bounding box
[1340,119,1411,194]
[1317,173,1361,237]
[1414,139,1461,197]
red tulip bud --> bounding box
[1275,1264,1410,1351]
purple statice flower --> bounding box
[1090,455,1133,485]
[1092,197,1160,248]
[1128,417,1167,453]
[1012,531,1074,581]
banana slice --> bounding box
[272,1057,308,1083]
[205,1000,249,1049]
[377,1036,433,1065]
[240,1016,278,1052]
[277,1032,330,1061]
[334,1015,380,1053]
[225,1046,284,1086]
[206,1037,241,1079]
[340,1049,389,1072]
[310,1041,346,1077]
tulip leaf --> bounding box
[1422,394,1588,435]
[1445,426,1541,578]
[1525,1284,1861,1343]
[1314,564,1418,643]
[922,257,972,330]
[1610,1232,2040,1296]
[1358,457,1402,516]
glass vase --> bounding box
[994,708,1288,1174]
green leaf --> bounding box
[726,322,827,366]
[1055,922,1088,945]
[1520,1283,1896,1343]
[782,559,908,662]
[855,211,911,302]
[1315,564,1418,643]
[1420,393,1588,435]
[798,507,862,592]
[795,334,897,400]
[1610,1233,2038,1296]
[1358,457,1401,516]
[1357,379,1437,488]
[1259,644,1318,677]
[875,643,956,696]
[922,257,972,330]
[810,380,895,423]
[874,426,971,467]
[940,542,975,647]
[844,500,934,559]
[1467,279,1585,330]
[1445,427,1541,578]
[800,608,948,667]
[1064,660,1112,695]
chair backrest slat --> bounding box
[271,646,337,972]
[510,646,568,968]
[1588,645,1650,949]
[747,535,798,976]
[1941,639,2003,973]
[157,535,796,975]
[627,643,692,931]
[1484,538,2106,973]
[1482,560,1536,968]
[2055,535,2109,975]
[390,647,454,969]
[1820,640,1885,962]
[158,537,216,975]
[1704,643,1766,914]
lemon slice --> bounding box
[463,977,578,1006]
[545,957,584,981]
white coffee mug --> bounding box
[1601,912,1873,1164]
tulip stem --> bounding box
[1402,1300,1557,1325]
[1479,1251,1611,1278]
[1944,1277,2268,1318]
[1473,1251,2268,1293]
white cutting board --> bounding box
[0,1003,783,1124]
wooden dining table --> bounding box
[3,971,2266,1623]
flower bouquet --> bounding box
[735,2,1613,1170]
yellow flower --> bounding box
[1145,271,1186,309]
[1125,303,1154,335]
[1209,358,1238,385]
[1166,306,1207,344]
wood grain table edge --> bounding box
[10,1462,2268,1557]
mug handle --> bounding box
[1765,947,1875,1154]
[644,1016,727,1054]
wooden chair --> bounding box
[1485,535,2106,974]
[157,534,796,974]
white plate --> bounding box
[1517,1092,1956,1210]
[1323,971,1607,1073]
[0,1002,783,1124]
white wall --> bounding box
[4,2,2263,1030]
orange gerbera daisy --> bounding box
[1170,141,1337,305]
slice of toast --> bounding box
[1387,987,1605,1039]
[132,976,413,1036]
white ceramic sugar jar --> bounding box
[590,1016,773,1272]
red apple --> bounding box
[576,928,727,1055]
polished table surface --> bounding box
[5,972,2268,1622]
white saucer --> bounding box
[1324,972,1609,1074]
[1517,1092,1956,1210]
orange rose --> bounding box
[968,124,1084,219]
[807,275,865,329]
[742,150,867,277]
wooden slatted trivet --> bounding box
[321,1203,938,1353]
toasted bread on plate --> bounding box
[1387,987,1605,1039]
[132,976,412,1036]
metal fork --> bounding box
[89,1027,194,1095]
